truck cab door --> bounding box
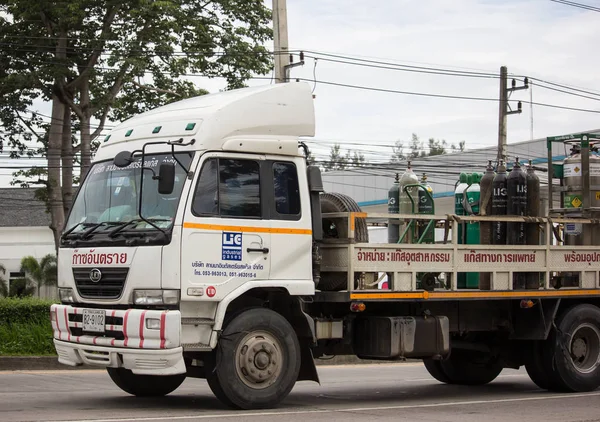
[181,153,271,302]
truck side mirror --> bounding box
[114,151,134,168]
[157,163,176,195]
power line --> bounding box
[525,79,600,102]
[299,77,600,114]
[303,49,600,106]
[6,36,600,104]
[303,50,499,78]
[297,78,499,102]
[525,76,600,99]
[302,53,499,80]
[549,0,600,12]
[0,41,290,59]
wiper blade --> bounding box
[62,222,100,239]
[79,221,123,240]
[108,218,170,238]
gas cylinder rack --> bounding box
[547,133,600,236]
[546,132,600,288]
[547,133,600,214]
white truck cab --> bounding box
[52,82,322,406]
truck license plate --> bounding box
[83,309,105,333]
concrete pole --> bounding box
[497,66,508,164]
[273,0,290,83]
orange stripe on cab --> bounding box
[183,222,312,235]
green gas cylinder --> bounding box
[418,173,434,244]
[464,173,481,289]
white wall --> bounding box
[0,226,57,299]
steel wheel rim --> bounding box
[568,323,600,374]
[235,330,283,390]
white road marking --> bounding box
[403,373,526,382]
[0,362,421,375]
[0,369,104,375]
[55,391,600,422]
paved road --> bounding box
[1,363,599,422]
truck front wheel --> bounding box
[106,368,186,397]
[205,308,301,409]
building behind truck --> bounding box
[50,82,600,410]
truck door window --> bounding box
[192,158,261,218]
[220,159,261,218]
[273,162,301,218]
[192,159,218,215]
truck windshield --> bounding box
[64,152,193,237]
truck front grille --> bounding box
[73,267,128,299]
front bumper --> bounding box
[54,340,185,375]
[51,304,185,375]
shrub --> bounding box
[0,297,58,356]
[0,297,57,325]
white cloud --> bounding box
[281,0,600,153]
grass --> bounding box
[0,297,57,356]
[0,321,56,356]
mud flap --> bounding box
[297,339,320,384]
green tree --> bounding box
[427,138,448,156]
[324,144,349,171]
[8,278,35,298]
[1,0,273,250]
[408,133,424,158]
[350,151,365,167]
[20,254,58,297]
[0,263,8,298]
[451,140,466,153]
[390,140,405,163]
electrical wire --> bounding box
[302,53,499,80]
[549,0,600,12]
[302,50,500,78]
[299,78,600,114]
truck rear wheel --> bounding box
[205,308,301,409]
[440,357,502,385]
[542,304,600,392]
[319,192,369,291]
[422,359,452,384]
[425,352,502,386]
[524,339,570,391]
[525,340,554,390]
[106,368,185,397]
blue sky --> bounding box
[2,0,600,185]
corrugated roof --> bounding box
[0,188,50,227]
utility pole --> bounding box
[497,66,508,164]
[273,0,290,83]
[497,66,528,164]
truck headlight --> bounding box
[59,288,75,303]
[133,289,179,306]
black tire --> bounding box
[107,368,185,397]
[423,359,452,384]
[525,340,553,390]
[439,353,503,386]
[319,192,368,291]
[204,351,237,408]
[544,304,600,392]
[205,308,301,409]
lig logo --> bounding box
[222,232,242,261]
[223,232,242,247]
